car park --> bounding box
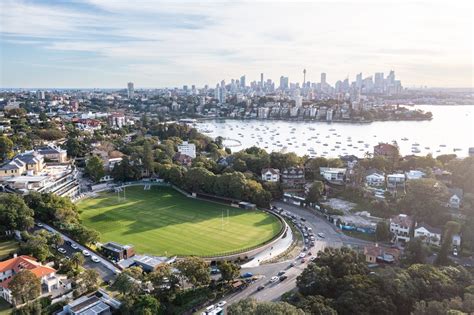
[58,247,67,254]
[270,276,279,283]
[82,250,91,257]
[91,256,100,263]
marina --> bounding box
[196,105,474,158]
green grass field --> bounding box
[78,186,282,256]
[0,240,19,260]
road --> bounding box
[220,200,374,309]
[38,222,118,282]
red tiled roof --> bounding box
[0,255,56,289]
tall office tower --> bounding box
[303,69,307,87]
[127,82,134,98]
[374,72,384,86]
[387,70,395,84]
[260,73,264,87]
[279,76,289,90]
[220,80,225,88]
[240,75,246,88]
[321,73,326,85]
[356,73,363,89]
[214,84,220,100]
[36,90,45,100]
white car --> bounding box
[82,250,91,257]
[217,301,227,307]
[91,256,100,263]
[318,232,325,238]
[270,276,279,283]
[310,256,316,262]
[299,252,306,258]
[58,247,67,254]
[71,243,79,250]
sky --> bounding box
[0,0,473,89]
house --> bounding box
[0,151,45,178]
[173,153,193,167]
[433,168,452,185]
[133,255,174,272]
[452,234,461,247]
[405,170,426,180]
[390,214,413,243]
[101,242,135,261]
[447,188,463,209]
[373,143,399,161]
[319,167,346,184]
[177,141,196,159]
[281,167,305,188]
[57,289,121,315]
[414,223,442,246]
[340,155,359,169]
[366,172,385,187]
[108,112,126,129]
[363,244,400,264]
[261,168,280,182]
[0,255,59,304]
[387,174,405,189]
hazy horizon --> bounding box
[1,0,473,89]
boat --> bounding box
[412,148,421,153]
[412,143,420,146]
[401,137,408,141]
[440,144,446,147]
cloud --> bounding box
[0,0,472,88]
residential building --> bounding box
[366,172,385,187]
[133,255,175,272]
[57,289,121,315]
[0,255,59,304]
[177,141,196,158]
[452,234,461,246]
[373,143,399,161]
[390,214,413,243]
[363,244,400,264]
[281,167,305,188]
[447,188,463,209]
[108,113,126,129]
[173,152,193,167]
[319,167,346,184]
[0,151,45,178]
[387,173,405,189]
[261,168,280,182]
[127,82,134,99]
[101,242,135,261]
[405,170,426,180]
[414,223,442,246]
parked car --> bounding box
[299,253,306,258]
[71,243,79,250]
[318,232,325,238]
[310,256,316,262]
[301,218,306,222]
[242,272,253,278]
[277,271,286,276]
[217,301,227,307]
[91,256,100,263]
[257,285,265,291]
[270,276,279,283]
[82,250,91,257]
[279,275,288,281]
[289,262,295,268]
[58,247,67,254]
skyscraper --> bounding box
[321,73,326,85]
[279,76,289,90]
[303,69,307,87]
[127,82,134,98]
[260,73,264,87]
[240,75,246,88]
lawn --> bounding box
[78,186,282,256]
[0,239,19,260]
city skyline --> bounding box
[1,0,473,88]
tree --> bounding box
[217,261,240,283]
[402,238,430,265]
[375,221,391,242]
[20,232,52,262]
[114,273,139,296]
[149,264,180,301]
[0,135,14,162]
[77,269,100,294]
[228,298,304,315]
[85,155,105,182]
[176,256,210,287]
[133,295,160,315]
[142,141,154,174]
[71,252,85,269]
[9,270,41,305]
[436,221,461,266]
[69,225,100,245]
[306,181,324,204]
[0,193,34,232]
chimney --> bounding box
[13,253,17,258]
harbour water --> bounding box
[195,105,474,158]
